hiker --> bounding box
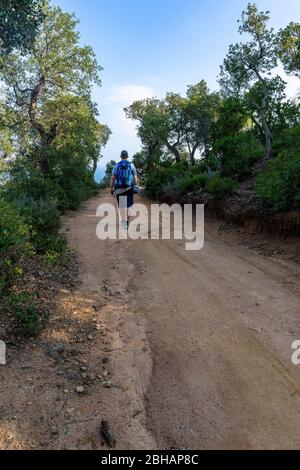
[110,150,138,228]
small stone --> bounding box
[47,343,65,360]
[63,389,69,394]
[100,420,116,448]
[87,335,93,341]
[76,386,85,394]
[81,373,87,380]
[50,426,59,436]
[102,381,112,389]
[80,366,87,372]
[88,374,96,382]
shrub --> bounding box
[10,291,40,337]
[44,246,70,269]
[213,132,264,178]
[14,196,61,252]
[206,174,237,199]
[255,150,300,211]
[4,158,66,206]
[273,124,300,156]
[145,161,198,198]
[178,173,208,195]
[0,200,33,292]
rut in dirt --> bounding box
[67,191,300,450]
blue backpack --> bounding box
[115,160,133,189]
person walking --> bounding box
[110,150,138,229]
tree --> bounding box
[0,0,44,55]
[162,93,186,163]
[278,22,300,77]
[214,97,248,140]
[41,94,110,176]
[183,81,219,165]
[219,3,280,161]
[1,1,102,175]
[101,160,116,187]
[125,98,165,169]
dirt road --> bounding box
[65,191,300,450]
[1,190,300,450]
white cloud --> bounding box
[107,85,155,105]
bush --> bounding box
[0,200,33,292]
[255,150,300,211]
[10,291,40,337]
[4,158,66,207]
[213,132,264,178]
[44,246,70,269]
[49,147,99,210]
[14,196,61,252]
[206,174,237,199]
[144,161,187,198]
[178,173,208,195]
[273,124,300,156]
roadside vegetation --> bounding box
[124,3,300,213]
[0,1,110,335]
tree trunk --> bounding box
[36,123,57,176]
[186,137,197,166]
[190,147,197,166]
[92,156,98,176]
[28,76,58,176]
[167,142,181,163]
[261,115,272,161]
[38,151,49,177]
[252,74,273,162]
[253,100,272,162]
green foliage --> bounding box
[273,124,300,155]
[0,0,44,54]
[128,4,300,213]
[0,1,111,340]
[178,173,208,195]
[144,161,189,198]
[13,196,61,252]
[255,149,300,211]
[0,200,33,292]
[100,160,116,188]
[10,291,40,337]
[278,22,300,77]
[213,132,264,178]
[206,174,237,199]
[44,247,70,269]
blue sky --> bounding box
[53,0,300,173]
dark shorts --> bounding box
[116,188,134,208]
